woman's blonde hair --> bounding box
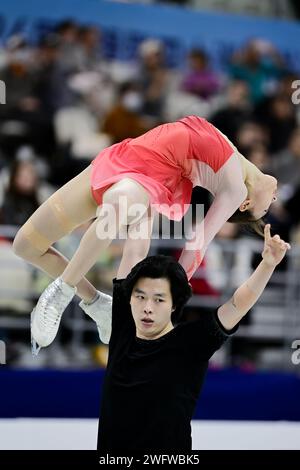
[228,208,265,237]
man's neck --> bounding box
[136,323,174,341]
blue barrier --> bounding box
[0,0,300,70]
[0,368,300,420]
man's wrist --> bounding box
[260,258,277,270]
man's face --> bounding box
[130,277,175,340]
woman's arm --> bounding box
[179,154,247,279]
[217,224,290,330]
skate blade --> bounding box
[30,308,41,357]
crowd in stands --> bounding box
[0,19,299,367]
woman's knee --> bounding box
[12,221,50,260]
[12,230,31,259]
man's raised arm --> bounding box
[217,224,291,330]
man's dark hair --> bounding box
[122,255,192,324]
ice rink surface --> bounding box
[1,419,300,450]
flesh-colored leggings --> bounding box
[13,166,153,301]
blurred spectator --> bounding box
[245,144,271,172]
[229,39,285,103]
[259,130,299,245]
[137,38,170,120]
[55,19,81,73]
[76,26,102,72]
[254,72,299,119]
[271,128,300,187]
[0,35,36,112]
[235,121,268,153]
[59,26,106,112]
[210,79,252,143]
[277,72,300,102]
[34,34,63,114]
[285,184,300,231]
[37,21,85,111]
[255,94,297,153]
[0,159,40,226]
[0,35,56,158]
[101,81,150,143]
[181,48,220,99]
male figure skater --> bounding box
[97,225,290,451]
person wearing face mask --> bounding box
[12,114,278,355]
[101,81,150,144]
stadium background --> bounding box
[0,0,300,449]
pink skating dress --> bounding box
[91,115,247,278]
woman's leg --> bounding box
[13,165,99,302]
[13,169,151,349]
[60,177,151,286]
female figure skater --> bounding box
[12,115,278,353]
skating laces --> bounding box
[38,280,69,331]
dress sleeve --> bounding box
[182,309,239,361]
[179,153,247,280]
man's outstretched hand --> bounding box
[262,224,291,268]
